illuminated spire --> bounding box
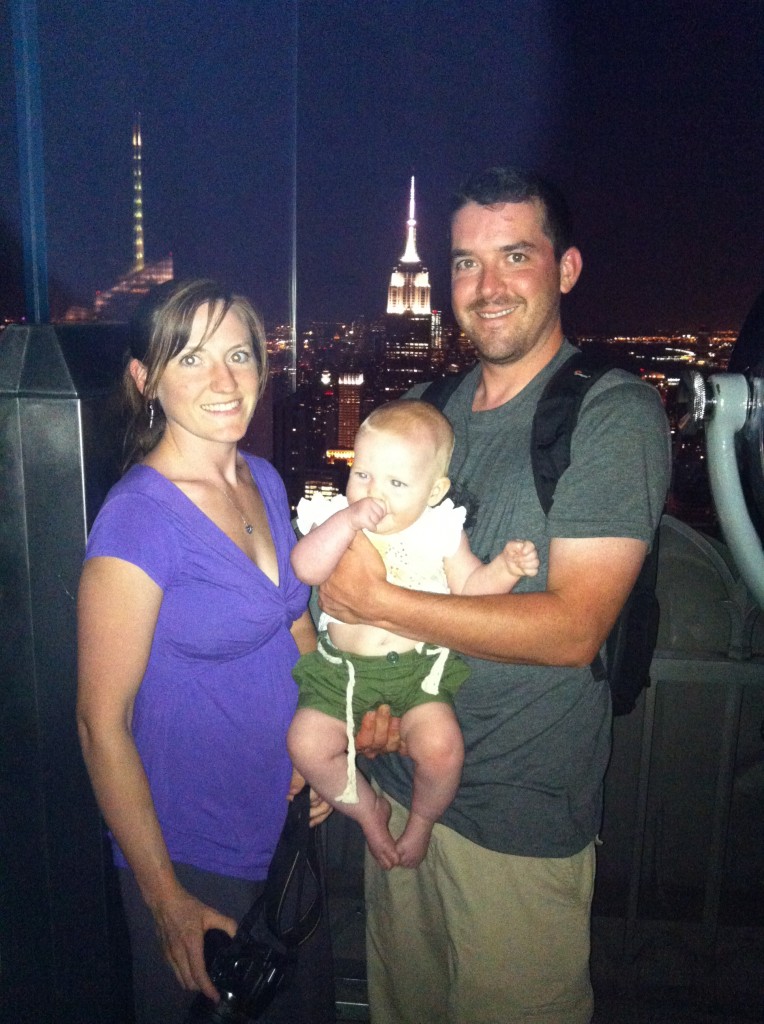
[400,176,420,264]
[386,176,430,315]
[132,114,144,271]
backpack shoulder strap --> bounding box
[531,351,614,516]
[420,370,469,412]
[531,351,620,682]
[607,530,661,714]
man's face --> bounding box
[450,200,581,367]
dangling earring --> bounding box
[148,400,155,430]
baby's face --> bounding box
[347,429,447,535]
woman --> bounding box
[76,279,335,1023]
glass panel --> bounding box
[0,3,24,321]
[30,2,294,330]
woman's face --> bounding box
[154,304,260,449]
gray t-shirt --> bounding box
[371,341,671,857]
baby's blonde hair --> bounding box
[357,399,455,477]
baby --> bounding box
[288,399,538,869]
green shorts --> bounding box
[292,635,470,732]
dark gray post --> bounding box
[0,323,132,1022]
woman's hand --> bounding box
[149,883,237,1001]
[308,789,333,827]
[289,768,332,827]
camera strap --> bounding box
[239,784,322,951]
[185,791,323,1022]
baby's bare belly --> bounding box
[327,621,418,657]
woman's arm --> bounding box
[76,556,235,1000]
[290,498,385,585]
[290,607,317,655]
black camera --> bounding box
[184,920,294,1024]
[183,786,321,1024]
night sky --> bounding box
[1,0,762,334]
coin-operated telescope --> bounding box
[681,292,764,607]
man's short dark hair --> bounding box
[451,166,573,259]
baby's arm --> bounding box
[291,498,386,585]
[445,532,539,596]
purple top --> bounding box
[85,454,309,880]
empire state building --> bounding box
[386,177,431,315]
[382,177,434,399]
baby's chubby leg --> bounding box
[395,702,464,868]
[287,708,399,869]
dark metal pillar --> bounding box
[0,322,132,1022]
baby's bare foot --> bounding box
[362,793,399,870]
[395,813,433,868]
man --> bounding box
[321,167,671,1024]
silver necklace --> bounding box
[215,482,254,535]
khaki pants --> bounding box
[365,794,595,1024]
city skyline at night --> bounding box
[1,2,762,336]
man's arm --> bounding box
[320,532,647,666]
[324,374,668,666]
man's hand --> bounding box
[319,532,387,625]
[355,704,407,758]
[348,496,387,532]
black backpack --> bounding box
[421,351,660,716]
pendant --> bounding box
[245,524,253,534]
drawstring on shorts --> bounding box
[316,636,449,805]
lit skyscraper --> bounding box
[337,373,363,449]
[380,177,433,399]
[386,177,431,316]
[93,116,173,320]
[132,115,145,271]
